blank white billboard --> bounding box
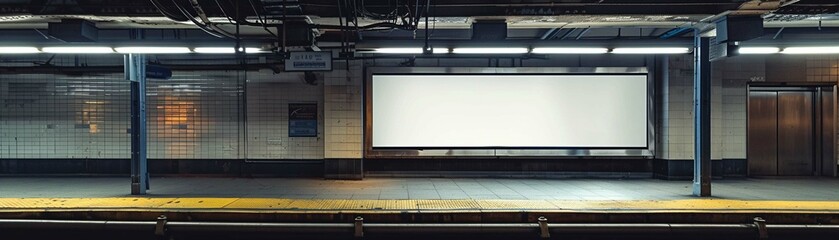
[372,74,648,148]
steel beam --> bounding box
[126,53,148,195]
[692,31,711,197]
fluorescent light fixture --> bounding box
[194,47,235,53]
[42,46,114,54]
[115,47,192,54]
[611,47,691,54]
[781,46,839,54]
[193,47,268,54]
[373,47,448,54]
[244,47,268,53]
[452,47,529,54]
[373,48,423,54]
[0,47,40,54]
[737,47,779,54]
[531,47,609,54]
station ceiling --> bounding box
[0,0,837,44]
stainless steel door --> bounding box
[821,87,836,177]
[777,91,814,176]
[748,91,778,176]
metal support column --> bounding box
[692,32,711,197]
[126,53,148,195]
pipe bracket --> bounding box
[354,216,364,238]
[155,215,167,236]
[754,217,768,240]
[538,216,550,239]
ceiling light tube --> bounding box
[42,46,114,54]
[432,48,449,54]
[781,46,839,54]
[0,47,41,54]
[737,47,779,54]
[194,47,235,54]
[193,47,269,54]
[115,47,192,54]
[244,47,269,53]
[452,47,529,54]
[531,47,609,54]
[373,48,423,54]
[611,47,691,54]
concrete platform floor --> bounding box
[3,177,839,225]
[1,177,839,201]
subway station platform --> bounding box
[2,178,839,223]
[2,177,839,240]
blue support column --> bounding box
[692,32,711,197]
[127,53,148,195]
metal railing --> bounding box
[1,216,836,239]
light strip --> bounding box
[244,48,268,53]
[611,47,691,54]
[193,47,235,53]
[531,47,609,54]
[42,46,114,54]
[432,48,449,54]
[737,47,779,54]
[781,46,839,54]
[0,47,41,54]
[452,47,529,54]
[193,47,269,54]
[114,47,192,54]
[374,48,423,54]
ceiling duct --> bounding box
[278,20,314,47]
[715,15,765,43]
[47,19,98,42]
[471,20,507,40]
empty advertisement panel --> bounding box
[371,74,648,148]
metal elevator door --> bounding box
[748,90,816,176]
[777,91,814,176]
[748,91,778,175]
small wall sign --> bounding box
[285,51,332,71]
[289,103,318,137]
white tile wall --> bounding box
[718,56,765,159]
[323,61,364,159]
[247,70,325,160]
[659,55,696,160]
[0,68,327,160]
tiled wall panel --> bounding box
[1,69,324,160]
[0,73,130,159]
[247,76,324,159]
[323,61,363,159]
[3,54,835,164]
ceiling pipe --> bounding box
[575,28,591,40]
[148,0,189,22]
[356,39,694,49]
[559,28,578,40]
[187,0,236,39]
[540,28,558,40]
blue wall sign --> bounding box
[289,103,318,137]
[146,64,172,79]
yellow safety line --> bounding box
[1,198,839,213]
